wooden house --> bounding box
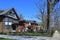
[0,8,19,33]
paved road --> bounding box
[0,35,51,40]
[17,37,51,40]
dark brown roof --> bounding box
[19,20,29,23]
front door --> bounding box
[12,24,16,30]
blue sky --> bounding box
[0,0,60,22]
[0,0,41,22]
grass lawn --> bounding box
[11,32,51,37]
[0,32,52,37]
[22,33,50,37]
[0,38,15,40]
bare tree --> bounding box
[35,0,47,30]
[53,7,60,31]
[47,0,59,33]
[35,0,59,34]
[54,13,59,30]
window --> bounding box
[5,22,8,25]
[4,18,12,22]
[9,22,12,25]
[4,18,8,22]
[4,25,12,29]
[8,18,12,22]
[4,18,12,29]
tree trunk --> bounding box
[47,0,53,32]
[47,0,59,35]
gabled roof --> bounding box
[0,8,19,20]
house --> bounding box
[17,20,39,32]
[0,8,19,33]
[16,20,25,32]
[31,21,38,32]
[17,20,29,32]
[0,8,40,34]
